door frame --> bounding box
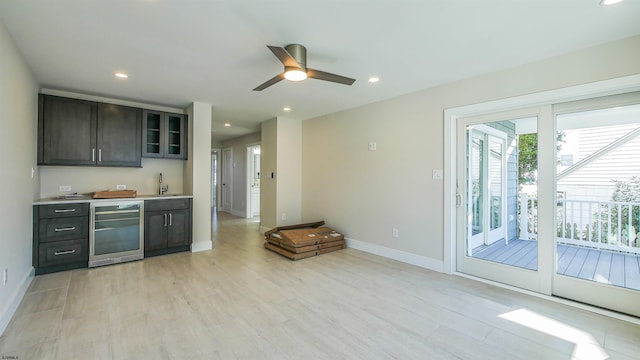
[246,143,261,219]
[444,75,640,299]
[466,124,508,254]
[221,147,233,213]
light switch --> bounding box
[432,169,443,180]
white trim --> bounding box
[191,240,213,252]
[0,267,34,336]
[346,237,444,273]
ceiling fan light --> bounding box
[284,68,307,81]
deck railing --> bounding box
[519,194,640,254]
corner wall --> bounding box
[185,102,213,251]
[260,117,302,230]
[0,20,39,335]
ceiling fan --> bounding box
[253,44,356,91]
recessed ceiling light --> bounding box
[283,107,291,112]
[114,72,129,79]
[224,123,231,127]
[368,76,380,83]
[600,0,623,5]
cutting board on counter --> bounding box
[92,190,137,198]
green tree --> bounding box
[518,134,538,184]
[518,132,565,184]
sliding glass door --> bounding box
[552,94,640,316]
[457,109,542,292]
[455,92,640,317]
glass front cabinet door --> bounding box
[142,110,187,159]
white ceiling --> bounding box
[1,0,639,142]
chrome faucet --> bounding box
[159,172,168,195]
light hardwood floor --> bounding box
[1,211,640,359]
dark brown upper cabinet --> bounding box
[38,94,142,167]
[142,110,187,160]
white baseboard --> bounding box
[346,238,444,273]
[191,240,213,252]
[0,267,34,336]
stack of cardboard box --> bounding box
[264,221,345,260]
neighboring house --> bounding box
[557,123,640,202]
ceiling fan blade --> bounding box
[253,72,285,91]
[307,68,355,85]
[267,45,300,68]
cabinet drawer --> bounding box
[38,239,88,267]
[145,198,190,211]
[38,217,88,242]
[39,203,89,218]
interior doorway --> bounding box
[221,147,233,213]
[211,150,218,209]
[246,144,261,219]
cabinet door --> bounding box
[97,103,142,167]
[167,209,189,247]
[40,95,97,165]
[145,211,167,251]
[165,113,187,159]
[142,110,164,158]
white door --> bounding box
[467,128,507,253]
[246,145,261,219]
[457,109,544,293]
[222,148,233,213]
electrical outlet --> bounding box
[392,228,399,238]
[3,268,7,286]
[116,184,127,190]
[59,185,71,192]
[282,213,287,221]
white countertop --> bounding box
[33,194,192,205]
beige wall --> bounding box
[259,116,302,230]
[260,118,277,229]
[185,102,212,250]
[220,132,261,217]
[0,20,39,334]
[302,35,640,264]
[39,158,184,198]
[276,117,302,226]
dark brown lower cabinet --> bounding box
[144,199,192,257]
[33,203,89,275]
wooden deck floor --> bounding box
[472,239,640,291]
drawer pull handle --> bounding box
[169,213,172,226]
[54,209,76,213]
[54,226,76,232]
[54,250,76,256]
